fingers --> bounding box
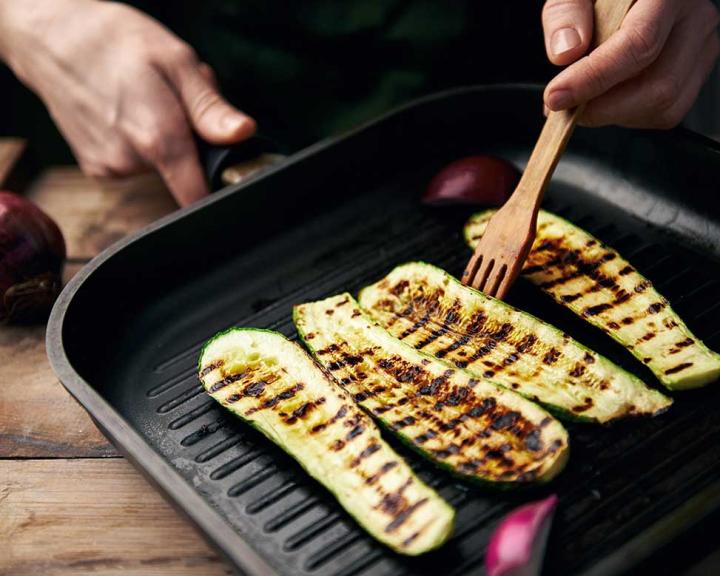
[580,28,720,129]
[160,44,256,145]
[545,0,680,111]
[542,0,594,66]
[120,70,210,206]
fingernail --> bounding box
[547,89,574,110]
[551,27,581,56]
[543,104,550,117]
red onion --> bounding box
[0,191,66,323]
[485,495,558,576]
[422,155,520,206]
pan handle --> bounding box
[197,135,287,191]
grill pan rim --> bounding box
[46,83,720,576]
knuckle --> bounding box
[190,88,222,119]
[166,41,197,66]
[651,76,682,114]
[133,127,168,163]
[580,56,610,93]
[623,23,663,68]
[542,0,582,20]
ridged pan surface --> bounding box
[47,86,720,576]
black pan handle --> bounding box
[197,135,285,191]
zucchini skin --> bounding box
[199,328,455,555]
[465,210,720,390]
[358,262,672,424]
[294,295,569,488]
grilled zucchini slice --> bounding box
[199,329,454,555]
[294,295,569,486]
[359,262,671,423]
[465,210,720,390]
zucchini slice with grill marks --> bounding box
[294,295,569,486]
[465,210,720,390]
[198,329,454,555]
[359,262,671,423]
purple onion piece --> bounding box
[485,495,558,576]
[0,191,65,323]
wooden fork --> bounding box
[462,0,636,299]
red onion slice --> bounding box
[422,155,520,207]
[485,495,558,576]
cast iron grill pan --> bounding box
[48,86,720,576]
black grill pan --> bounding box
[47,85,720,576]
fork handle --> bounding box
[509,0,637,213]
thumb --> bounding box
[173,61,256,145]
[542,0,594,66]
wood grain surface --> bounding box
[0,459,230,576]
[0,141,232,575]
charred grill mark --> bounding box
[613,290,631,304]
[311,405,349,434]
[200,361,223,377]
[402,531,422,547]
[283,398,326,425]
[390,280,410,296]
[634,280,652,293]
[621,316,635,325]
[331,439,346,451]
[608,321,620,330]
[457,323,513,368]
[350,442,381,467]
[647,301,667,314]
[619,265,634,275]
[399,312,431,339]
[327,353,365,371]
[351,309,362,318]
[391,416,417,430]
[491,411,520,430]
[561,292,583,303]
[346,424,365,442]
[209,372,246,393]
[261,383,304,409]
[524,429,542,452]
[542,348,561,365]
[379,491,407,516]
[436,311,488,358]
[583,303,613,317]
[244,380,267,397]
[317,344,340,356]
[419,369,453,396]
[367,461,399,485]
[675,338,695,348]
[335,296,350,307]
[571,397,595,413]
[414,299,462,349]
[640,332,657,342]
[569,363,586,378]
[665,362,694,375]
[444,386,470,406]
[583,352,595,364]
[385,499,429,533]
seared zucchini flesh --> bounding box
[294,295,569,486]
[359,262,671,423]
[465,210,720,390]
[199,329,454,555]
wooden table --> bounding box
[0,139,232,575]
[3,138,720,576]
